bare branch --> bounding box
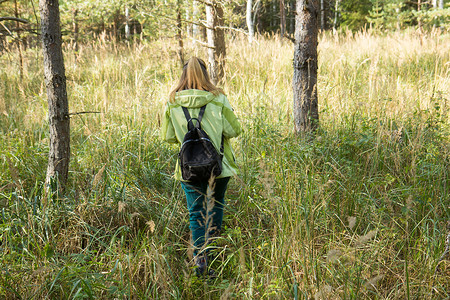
[215,26,248,35]
[69,111,101,116]
[187,36,215,49]
[0,22,12,35]
[0,17,29,24]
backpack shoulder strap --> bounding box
[182,105,207,130]
[182,107,194,130]
[196,105,207,126]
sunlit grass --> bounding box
[0,29,449,298]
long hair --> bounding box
[169,57,224,102]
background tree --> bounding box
[280,0,286,37]
[293,0,319,133]
[206,0,226,84]
[39,0,70,191]
[247,0,254,43]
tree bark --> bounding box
[334,0,340,30]
[246,0,254,44]
[39,0,70,190]
[206,0,226,85]
[193,0,200,42]
[72,8,78,52]
[293,0,319,133]
[125,6,130,40]
[177,0,184,66]
[320,0,325,30]
[279,0,286,37]
[14,0,24,79]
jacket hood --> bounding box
[174,89,216,108]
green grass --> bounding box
[0,30,449,299]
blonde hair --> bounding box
[169,57,224,102]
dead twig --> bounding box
[69,111,101,116]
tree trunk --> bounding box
[125,6,130,40]
[293,0,319,133]
[72,8,78,52]
[246,0,254,44]
[334,0,340,30]
[290,1,295,35]
[14,0,24,80]
[439,0,443,9]
[177,0,184,66]
[39,0,70,191]
[206,0,226,85]
[320,0,325,30]
[193,0,199,42]
[417,0,422,31]
[279,0,286,37]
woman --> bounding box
[161,57,241,276]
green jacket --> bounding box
[161,89,242,181]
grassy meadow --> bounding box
[0,30,449,299]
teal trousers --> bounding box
[180,177,230,256]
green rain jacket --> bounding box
[161,89,242,181]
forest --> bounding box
[1,0,449,298]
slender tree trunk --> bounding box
[290,1,295,35]
[72,8,78,52]
[417,0,422,31]
[14,0,23,79]
[206,0,226,85]
[246,0,254,44]
[320,0,325,30]
[293,0,319,133]
[177,0,184,66]
[438,0,443,9]
[334,0,340,30]
[113,10,120,40]
[125,6,130,40]
[186,3,191,38]
[280,0,286,37]
[193,0,199,43]
[39,0,70,191]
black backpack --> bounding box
[178,105,223,182]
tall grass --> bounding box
[0,29,449,299]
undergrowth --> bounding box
[0,30,449,299]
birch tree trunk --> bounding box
[334,0,340,30]
[293,0,319,133]
[246,0,254,44]
[39,0,70,190]
[193,0,199,43]
[72,8,78,52]
[206,0,226,85]
[125,6,130,40]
